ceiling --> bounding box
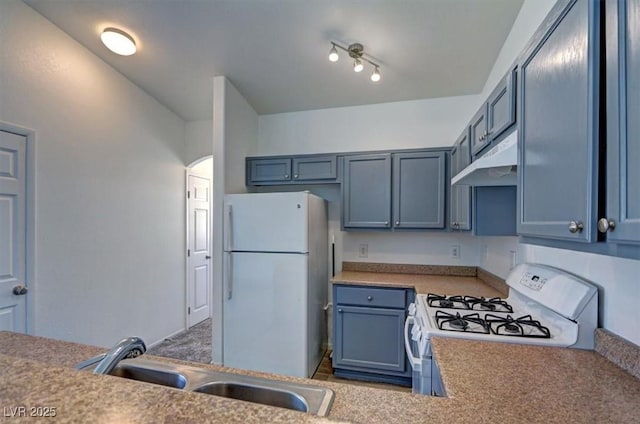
[24,0,524,121]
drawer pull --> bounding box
[367,296,373,301]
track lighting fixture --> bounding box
[328,41,381,82]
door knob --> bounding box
[568,220,584,233]
[597,218,615,233]
[13,285,28,296]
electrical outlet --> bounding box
[358,244,368,258]
[450,245,460,259]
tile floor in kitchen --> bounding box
[149,319,410,393]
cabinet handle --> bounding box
[294,174,299,179]
[568,220,584,233]
[338,309,343,313]
[384,221,389,226]
[597,218,616,233]
[395,220,400,226]
[284,174,289,179]
[367,296,373,301]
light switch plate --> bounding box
[358,244,368,258]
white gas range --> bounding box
[404,263,599,396]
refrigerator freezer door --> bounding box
[224,192,309,253]
[223,251,311,377]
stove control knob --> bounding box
[568,220,584,233]
[597,218,615,233]
[408,303,417,316]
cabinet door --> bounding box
[470,104,489,156]
[248,158,292,183]
[292,155,337,182]
[333,305,407,373]
[487,67,517,143]
[605,0,640,244]
[393,152,446,229]
[342,154,391,229]
[517,0,600,242]
[451,129,472,231]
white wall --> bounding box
[258,94,481,155]
[0,0,186,348]
[224,81,259,194]
[211,76,259,364]
[185,120,213,166]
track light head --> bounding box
[371,67,381,82]
[329,44,339,62]
[353,58,364,73]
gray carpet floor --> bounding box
[147,318,212,364]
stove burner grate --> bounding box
[435,311,490,334]
[427,294,470,310]
[464,296,514,313]
[485,314,551,338]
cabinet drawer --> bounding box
[335,286,406,308]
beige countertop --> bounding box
[331,271,506,298]
[2,331,639,423]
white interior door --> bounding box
[187,173,211,327]
[0,130,27,333]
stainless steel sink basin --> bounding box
[109,363,188,389]
[79,358,334,416]
[194,382,308,412]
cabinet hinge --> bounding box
[188,307,191,314]
[187,190,191,199]
[187,249,191,257]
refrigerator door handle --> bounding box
[224,203,233,252]
[225,253,233,300]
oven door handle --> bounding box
[404,316,422,369]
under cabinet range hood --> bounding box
[451,130,517,186]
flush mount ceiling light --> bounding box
[101,27,137,56]
[328,42,381,82]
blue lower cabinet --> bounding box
[332,285,413,386]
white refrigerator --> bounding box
[222,191,328,378]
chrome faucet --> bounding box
[86,336,146,375]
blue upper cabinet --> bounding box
[342,150,447,230]
[486,67,517,145]
[471,67,517,158]
[469,105,488,157]
[517,0,600,242]
[392,151,446,229]
[246,154,338,185]
[292,155,337,181]
[605,0,640,245]
[450,129,472,230]
[248,158,292,183]
[342,154,392,229]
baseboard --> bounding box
[146,327,187,349]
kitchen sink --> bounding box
[79,358,334,416]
